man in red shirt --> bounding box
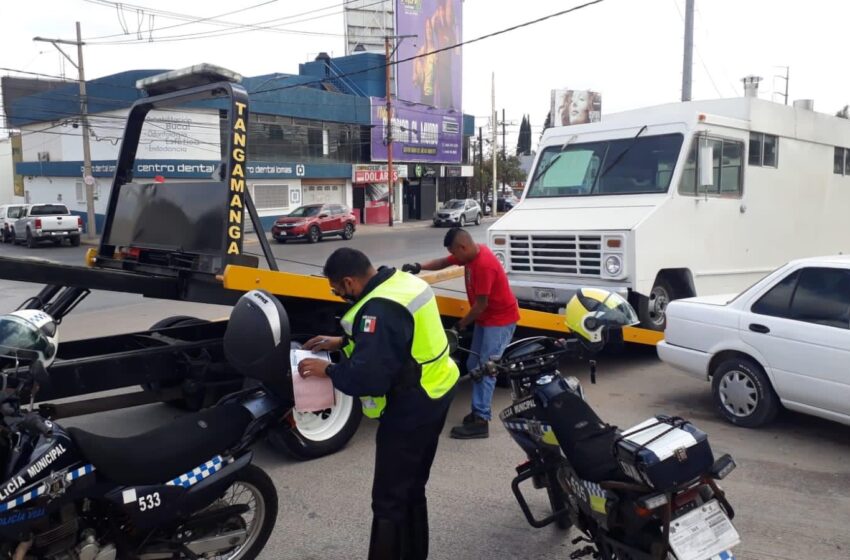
[404,228,520,438]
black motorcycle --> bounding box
[468,335,741,560]
[0,289,292,559]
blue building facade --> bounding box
[5,52,474,230]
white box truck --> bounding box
[488,96,850,330]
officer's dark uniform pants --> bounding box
[368,409,449,560]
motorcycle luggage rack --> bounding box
[511,461,570,529]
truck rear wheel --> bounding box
[266,342,362,460]
[142,316,212,410]
[26,230,37,249]
[638,278,674,331]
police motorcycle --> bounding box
[0,290,293,560]
[460,289,740,560]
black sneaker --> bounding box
[450,416,489,439]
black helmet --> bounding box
[224,290,292,401]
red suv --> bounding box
[271,204,357,244]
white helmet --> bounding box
[0,310,59,367]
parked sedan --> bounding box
[658,256,850,428]
[433,199,481,227]
[271,204,356,243]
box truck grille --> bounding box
[508,234,602,276]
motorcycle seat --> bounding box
[570,427,630,483]
[67,404,254,486]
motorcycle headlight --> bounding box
[605,255,622,276]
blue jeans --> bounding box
[466,323,516,420]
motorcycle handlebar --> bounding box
[20,413,51,437]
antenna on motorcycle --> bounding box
[589,360,597,385]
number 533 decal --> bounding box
[139,492,162,512]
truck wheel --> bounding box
[26,230,37,249]
[307,226,321,244]
[268,392,361,460]
[711,356,779,428]
[70,235,81,247]
[639,278,674,331]
[267,342,362,460]
[142,316,212,411]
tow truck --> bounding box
[0,65,662,461]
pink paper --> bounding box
[291,350,336,412]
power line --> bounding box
[253,0,605,97]
[83,0,282,40]
[84,0,387,44]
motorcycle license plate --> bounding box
[534,288,556,303]
[668,500,739,560]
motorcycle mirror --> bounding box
[589,360,597,385]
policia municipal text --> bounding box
[297,248,459,559]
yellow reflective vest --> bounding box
[340,270,459,418]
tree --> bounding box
[474,153,525,196]
[540,110,552,142]
[837,105,850,119]
[516,115,532,156]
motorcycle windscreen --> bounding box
[104,181,227,256]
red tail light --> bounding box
[77,216,83,229]
[34,218,42,229]
[127,247,141,259]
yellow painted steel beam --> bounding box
[220,265,661,345]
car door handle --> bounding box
[749,323,771,334]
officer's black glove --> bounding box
[402,262,422,275]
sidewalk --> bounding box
[77,217,498,247]
[356,216,497,235]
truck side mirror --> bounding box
[699,144,714,189]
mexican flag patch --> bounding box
[360,315,377,333]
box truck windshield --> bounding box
[527,133,683,198]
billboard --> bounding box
[396,0,462,111]
[551,89,602,126]
[370,98,462,164]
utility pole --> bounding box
[384,37,394,227]
[491,72,498,217]
[775,66,790,105]
[383,33,416,227]
[35,22,96,239]
[478,126,480,207]
[681,0,694,102]
[501,108,506,194]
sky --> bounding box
[2,0,848,153]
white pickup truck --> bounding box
[13,204,83,248]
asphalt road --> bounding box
[0,221,486,337]
[0,224,849,559]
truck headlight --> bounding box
[494,251,506,269]
[605,255,622,276]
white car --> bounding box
[658,256,850,428]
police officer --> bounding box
[297,248,459,560]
